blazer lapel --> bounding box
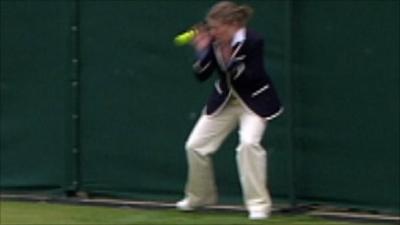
[213,43,227,72]
[230,42,244,60]
[214,41,245,72]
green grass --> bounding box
[0,201,382,225]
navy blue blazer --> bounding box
[193,29,283,120]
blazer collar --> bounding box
[214,28,247,71]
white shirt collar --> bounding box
[231,28,246,47]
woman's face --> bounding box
[207,19,237,45]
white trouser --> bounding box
[184,97,272,213]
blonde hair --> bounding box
[206,1,253,26]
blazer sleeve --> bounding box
[192,46,216,81]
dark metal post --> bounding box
[284,0,297,208]
[69,0,81,193]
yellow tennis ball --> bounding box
[174,30,197,46]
